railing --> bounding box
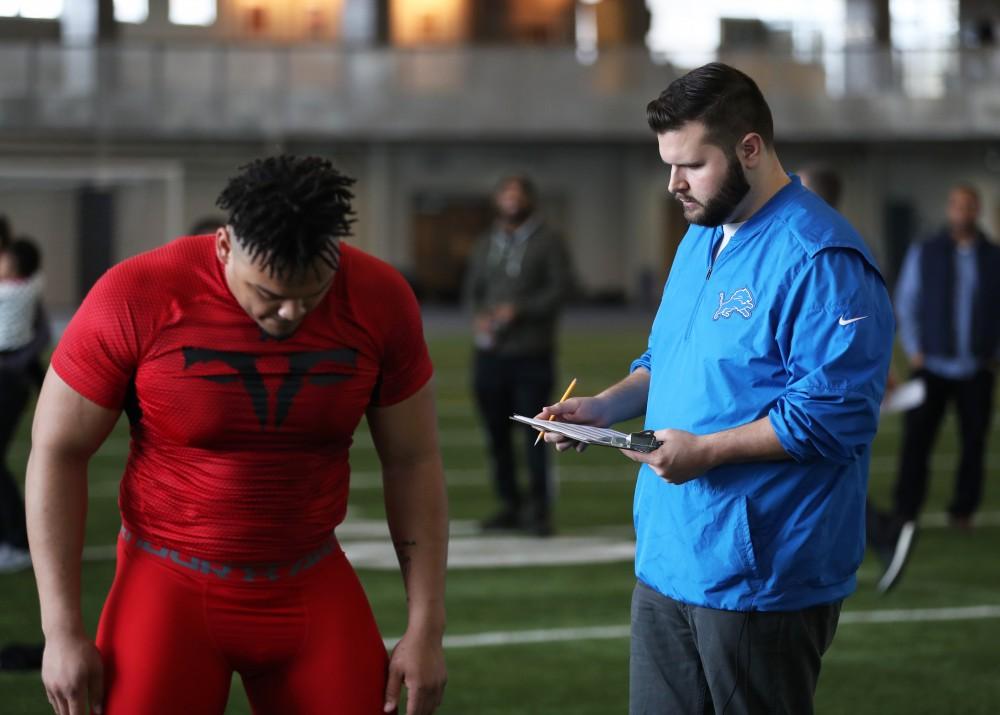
[0,42,997,139]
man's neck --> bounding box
[728,159,791,224]
[951,227,977,248]
[500,214,536,235]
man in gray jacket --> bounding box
[464,176,573,536]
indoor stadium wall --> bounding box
[0,137,997,314]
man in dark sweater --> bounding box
[463,176,573,536]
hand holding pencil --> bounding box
[534,377,577,446]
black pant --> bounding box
[629,582,841,715]
[893,368,995,520]
[472,350,554,515]
[0,369,30,549]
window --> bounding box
[115,0,148,24]
[646,0,846,64]
[890,0,958,50]
[170,0,216,26]
[889,0,959,97]
[0,0,63,19]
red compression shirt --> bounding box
[53,235,432,562]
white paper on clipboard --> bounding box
[510,414,631,446]
[880,378,926,414]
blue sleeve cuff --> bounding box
[630,350,652,375]
[768,390,879,466]
[768,407,806,463]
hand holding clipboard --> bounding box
[513,414,663,453]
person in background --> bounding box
[0,234,50,671]
[889,184,1000,537]
[0,228,50,388]
[798,165,842,211]
[0,236,47,574]
[799,165,917,595]
[463,175,573,537]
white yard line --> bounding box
[79,506,1000,570]
[86,456,1000,495]
[85,465,636,496]
[77,539,1000,651]
[82,532,637,569]
[41,426,1000,465]
[838,604,1000,624]
[345,535,636,569]
[396,604,1000,650]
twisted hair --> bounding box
[216,156,355,277]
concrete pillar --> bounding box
[844,0,891,93]
[342,0,386,44]
[61,0,117,43]
[76,187,115,300]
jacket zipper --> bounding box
[684,230,723,340]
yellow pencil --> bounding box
[534,377,577,446]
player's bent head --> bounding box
[647,62,774,158]
[215,156,355,338]
[216,155,356,280]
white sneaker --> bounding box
[876,520,916,595]
[0,544,32,574]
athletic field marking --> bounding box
[345,535,636,569]
[79,506,1000,569]
[384,605,1000,650]
[82,444,999,491]
[838,604,1000,624]
[41,427,1000,462]
[84,465,637,495]
[82,532,637,569]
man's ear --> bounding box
[216,226,232,265]
[736,133,765,169]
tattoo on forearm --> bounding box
[393,539,417,581]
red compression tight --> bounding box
[94,535,389,714]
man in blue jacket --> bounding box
[541,63,894,714]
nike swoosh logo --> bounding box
[838,315,868,326]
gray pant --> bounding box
[629,582,841,715]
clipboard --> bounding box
[511,414,662,453]
[880,378,926,414]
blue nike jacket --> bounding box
[630,177,894,611]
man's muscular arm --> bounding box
[367,381,448,715]
[27,369,120,715]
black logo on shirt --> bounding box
[182,347,357,428]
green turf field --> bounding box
[2,319,999,714]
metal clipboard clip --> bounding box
[602,430,662,453]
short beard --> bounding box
[501,206,534,226]
[682,156,751,227]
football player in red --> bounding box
[26,156,448,715]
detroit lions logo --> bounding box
[712,287,755,320]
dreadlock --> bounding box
[216,156,356,277]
